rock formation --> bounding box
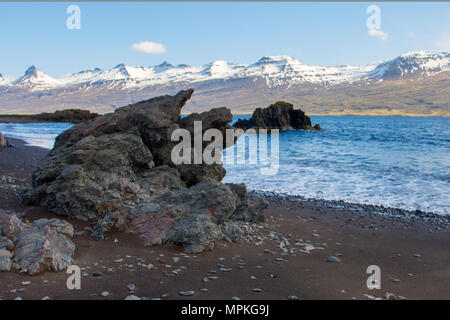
[234,101,321,131]
[22,89,268,253]
[0,210,75,274]
[32,109,99,124]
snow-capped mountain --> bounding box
[366,51,450,80]
[0,51,448,116]
[13,65,60,88]
[2,51,448,92]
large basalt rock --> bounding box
[234,101,320,131]
[0,211,75,274]
[22,90,268,252]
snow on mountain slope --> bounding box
[3,51,449,92]
[13,66,61,89]
[366,51,450,80]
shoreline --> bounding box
[3,137,449,221]
[253,190,449,227]
[0,139,449,300]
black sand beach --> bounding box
[0,138,449,300]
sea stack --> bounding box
[234,101,321,131]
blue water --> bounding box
[1,116,449,215]
[0,122,73,149]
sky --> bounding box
[0,2,449,79]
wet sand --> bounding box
[0,139,449,300]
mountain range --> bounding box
[1,51,449,116]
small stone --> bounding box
[327,256,341,263]
[124,295,140,300]
[127,284,136,292]
[389,278,401,283]
[41,296,51,300]
[231,296,241,300]
[179,290,195,297]
[101,291,110,297]
[287,295,299,300]
[21,281,31,286]
[199,288,209,292]
[91,271,104,278]
[14,297,23,300]
[252,288,262,292]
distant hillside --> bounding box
[0,51,448,116]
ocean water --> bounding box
[1,116,449,215]
[0,122,73,149]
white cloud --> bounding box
[131,41,166,54]
[368,28,388,41]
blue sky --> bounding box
[0,2,449,78]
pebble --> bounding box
[252,288,263,292]
[41,296,51,300]
[127,284,136,292]
[14,297,23,300]
[124,295,140,300]
[231,296,241,300]
[199,288,209,292]
[101,291,110,297]
[21,281,31,286]
[389,278,401,283]
[287,295,299,300]
[327,256,341,263]
[179,290,195,297]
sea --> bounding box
[1,115,449,216]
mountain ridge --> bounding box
[0,51,449,116]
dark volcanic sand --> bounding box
[0,139,449,300]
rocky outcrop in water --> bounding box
[32,109,99,124]
[0,109,99,124]
[22,89,268,252]
[234,101,321,131]
[0,210,75,274]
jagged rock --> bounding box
[230,194,269,223]
[226,183,248,202]
[124,179,240,252]
[21,90,268,252]
[0,211,75,274]
[234,101,320,131]
[0,132,6,148]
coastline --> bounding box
[0,139,449,300]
